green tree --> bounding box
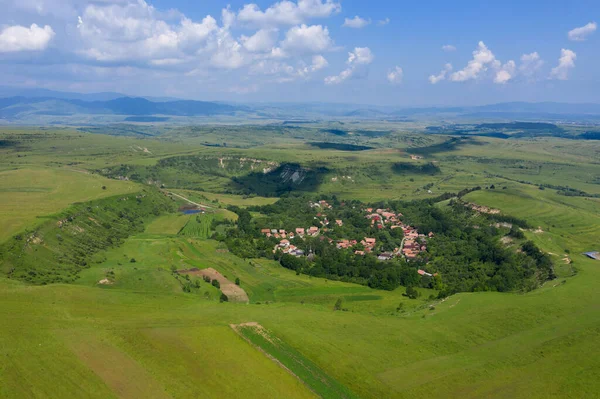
[235,277,240,286]
[220,293,229,303]
[212,279,220,289]
[334,298,343,311]
[406,286,420,299]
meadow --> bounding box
[1,125,599,398]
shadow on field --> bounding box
[410,137,484,155]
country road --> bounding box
[165,191,215,209]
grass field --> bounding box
[1,127,600,398]
[144,214,190,235]
[0,167,137,242]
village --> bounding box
[260,199,431,265]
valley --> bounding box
[1,123,599,398]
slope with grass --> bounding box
[0,167,137,242]
[1,126,600,398]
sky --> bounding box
[0,0,598,106]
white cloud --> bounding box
[387,66,403,84]
[222,6,236,28]
[209,29,248,69]
[325,47,373,84]
[429,63,452,84]
[519,52,544,78]
[77,1,219,62]
[343,16,371,29]
[237,0,341,27]
[281,24,333,53]
[241,29,279,52]
[494,60,516,84]
[377,18,390,26]
[347,47,374,65]
[250,54,327,81]
[450,41,497,82]
[442,44,456,52]
[0,24,55,53]
[297,54,328,76]
[310,54,328,70]
[568,22,597,41]
[550,49,576,80]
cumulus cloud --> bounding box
[241,29,279,52]
[237,0,341,27]
[550,49,576,80]
[77,1,219,62]
[519,52,544,79]
[325,47,373,84]
[387,66,403,84]
[343,16,371,28]
[377,18,390,26]
[450,41,497,82]
[494,60,516,84]
[0,24,55,53]
[568,22,597,41]
[250,54,327,82]
[428,63,452,84]
[281,24,333,53]
[442,44,456,52]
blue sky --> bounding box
[0,0,598,105]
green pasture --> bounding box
[0,167,137,242]
[1,126,600,398]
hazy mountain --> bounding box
[0,96,243,120]
[1,93,599,123]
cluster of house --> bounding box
[402,228,432,260]
[365,208,402,229]
[260,202,431,261]
[274,239,305,257]
[310,200,333,209]
[260,226,320,240]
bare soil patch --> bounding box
[179,267,249,303]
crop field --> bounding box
[1,126,600,398]
[144,213,190,235]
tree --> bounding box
[235,277,240,286]
[102,185,107,190]
[170,265,177,273]
[220,293,229,302]
[212,279,220,289]
[334,298,343,311]
[130,258,136,263]
[406,286,420,299]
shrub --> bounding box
[334,298,343,311]
[220,293,229,302]
[406,286,420,299]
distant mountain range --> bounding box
[0,96,243,120]
[0,88,599,123]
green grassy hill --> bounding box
[1,126,599,398]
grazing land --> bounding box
[1,123,599,398]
